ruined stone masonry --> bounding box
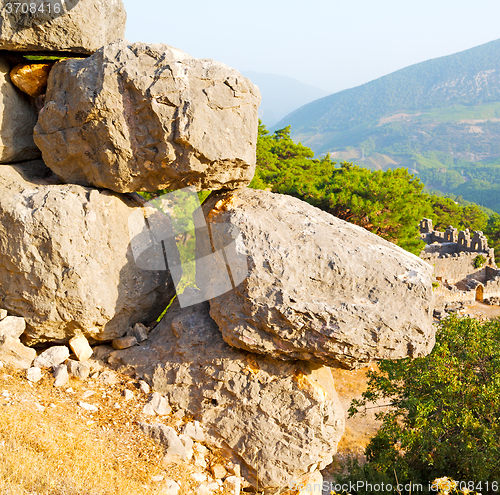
[419,218,500,305]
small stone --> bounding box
[193,444,208,469]
[143,392,171,416]
[53,364,69,387]
[66,359,91,380]
[191,473,207,482]
[33,346,70,369]
[211,464,227,480]
[178,434,193,460]
[81,390,95,399]
[0,59,40,164]
[0,336,36,370]
[10,63,53,98]
[130,322,149,343]
[112,335,138,350]
[197,482,219,495]
[0,316,26,340]
[26,367,42,383]
[162,480,180,495]
[183,421,206,443]
[139,422,187,461]
[151,474,165,483]
[295,471,323,495]
[0,309,7,321]
[179,433,193,452]
[173,410,184,420]
[69,335,93,362]
[226,462,241,478]
[78,401,98,412]
[224,476,241,495]
[123,389,134,401]
[98,370,118,386]
[139,380,150,394]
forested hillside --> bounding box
[251,124,500,257]
[274,39,500,213]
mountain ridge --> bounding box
[275,37,500,147]
[273,38,500,213]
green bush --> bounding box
[340,316,500,494]
[473,254,487,269]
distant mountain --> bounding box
[274,38,500,213]
[241,71,328,127]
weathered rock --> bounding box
[0,0,126,54]
[10,63,53,97]
[162,480,181,495]
[0,316,26,340]
[193,444,208,469]
[53,363,69,387]
[123,389,134,401]
[139,422,188,461]
[139,380,150,394]
[34,40,260,193]
[285,472,323,495]
[199,189,435,369]
[110,298,345,493]
[0,336,36,369]
[0,161,173,344]
[34,346,70,369]
[227,462,241,478]
[98,370,118,386]
[211,464,227,479]
[66,359,91,379]
[69,335,93,362]
[0,58,40,163]
[224,476,241,495]
[26,366,42,383]
[130,323,149,343]
[183,421,206,443]
[112,335,138,350]
[143,391,171,416]
[197,482,221,495]
[178,434,193,459]
[78,401,98,412]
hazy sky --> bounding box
[123,0,500,94]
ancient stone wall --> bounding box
[419,218,500,306]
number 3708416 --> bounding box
[4,3,62,14]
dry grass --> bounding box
[0,366,231,495]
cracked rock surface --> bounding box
[110,296,345,493]
[0,0,126,54]
[0,160,173,345]
[201,188,435,369]
[34,40,261,193]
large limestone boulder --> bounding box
[34,41,261,193]
[0,58,40,163]
[0,160,173,345]
[199,189,435,369]
[0,0,126,54]
[111,296,345,493]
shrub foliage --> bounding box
[344,316,500,493]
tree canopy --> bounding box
[251,124,491,255]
